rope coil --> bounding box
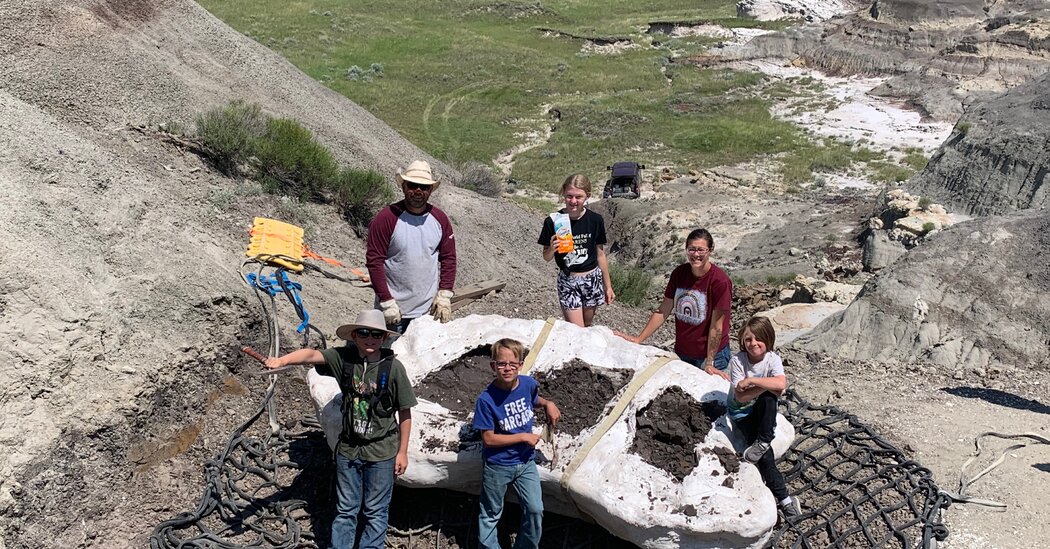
[150,258,329,548]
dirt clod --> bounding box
[707,446,740,474]
[536,360,632,436]
[416,346,498,418]
[630,386,725,481]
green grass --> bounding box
[198,0,849,192]
[901,151,928,171]
[869,160,916,184]
[765,272,797,285]
[509,194,559,214]
[779,139,881,185]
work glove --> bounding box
[429,289,454,323]
[379,299,401,325]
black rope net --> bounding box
[149,382,326,549]
[770,389,950,549]
[151,386,950,549]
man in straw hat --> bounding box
[264,309,417,549]
[366,159,457,332]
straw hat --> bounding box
[395,160,438,186]
[335,309,398,340]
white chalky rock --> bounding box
[308,315,795,549]
[736,0,857,21]
[894,210,954,235]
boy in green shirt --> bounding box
[265,309,417,549]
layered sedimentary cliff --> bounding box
[736,0,866,22]
[907,72,1050,215]
[722,0,1050,120]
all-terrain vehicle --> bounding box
[602,161,645,199]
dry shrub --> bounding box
[457,162,504,197]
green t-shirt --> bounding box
[318,346,417,462]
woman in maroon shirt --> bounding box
[615,228,733,380]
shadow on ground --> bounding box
[941,386,1050,415]
[387,486,636,548]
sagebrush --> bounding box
[194,101,389,227]
[195,100,265,176]
[609,261,651,306]
[457,162,504,197]
[254,117,339,199]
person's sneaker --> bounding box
[742,440,771,463]
[780,496,802,518]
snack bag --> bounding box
[551,213,574,253]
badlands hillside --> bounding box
[785,0,1050,370]
[708,0,1050,373]
[1,0,1050,548]
[907,71,1050,215]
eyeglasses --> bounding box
[354,328,387,339]
[405,182,433,192]
[686,247,710,255]
[491,361,522,370]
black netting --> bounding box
[151,385,950,548]
[769,390,950,548]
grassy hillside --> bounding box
[198,0,890,191]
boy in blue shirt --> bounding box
[472,338,561,549]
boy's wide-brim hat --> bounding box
[395,160,438,186]
[335,309,398,340]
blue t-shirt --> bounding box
[472,375,539,466]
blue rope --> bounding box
[246,271,310,333]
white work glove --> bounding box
[429,289,454,323]
[379,299,401,325]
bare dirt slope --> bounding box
[0,1,552,546]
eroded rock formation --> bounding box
[736,0,865,22]
[907,72,1050,215]
[795,209,1050,371]
[719,0,1050,121]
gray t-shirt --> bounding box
[727,350,784,420]
[365,202,457,319]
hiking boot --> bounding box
[743,440,771,463]
[780,496,802,518]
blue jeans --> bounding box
[478,461,544,549]
[331,454,395,549]
[679,343,731,372]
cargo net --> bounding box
[150,387,950,549]
[770,389,950,549]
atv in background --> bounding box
[603,161,644,199]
